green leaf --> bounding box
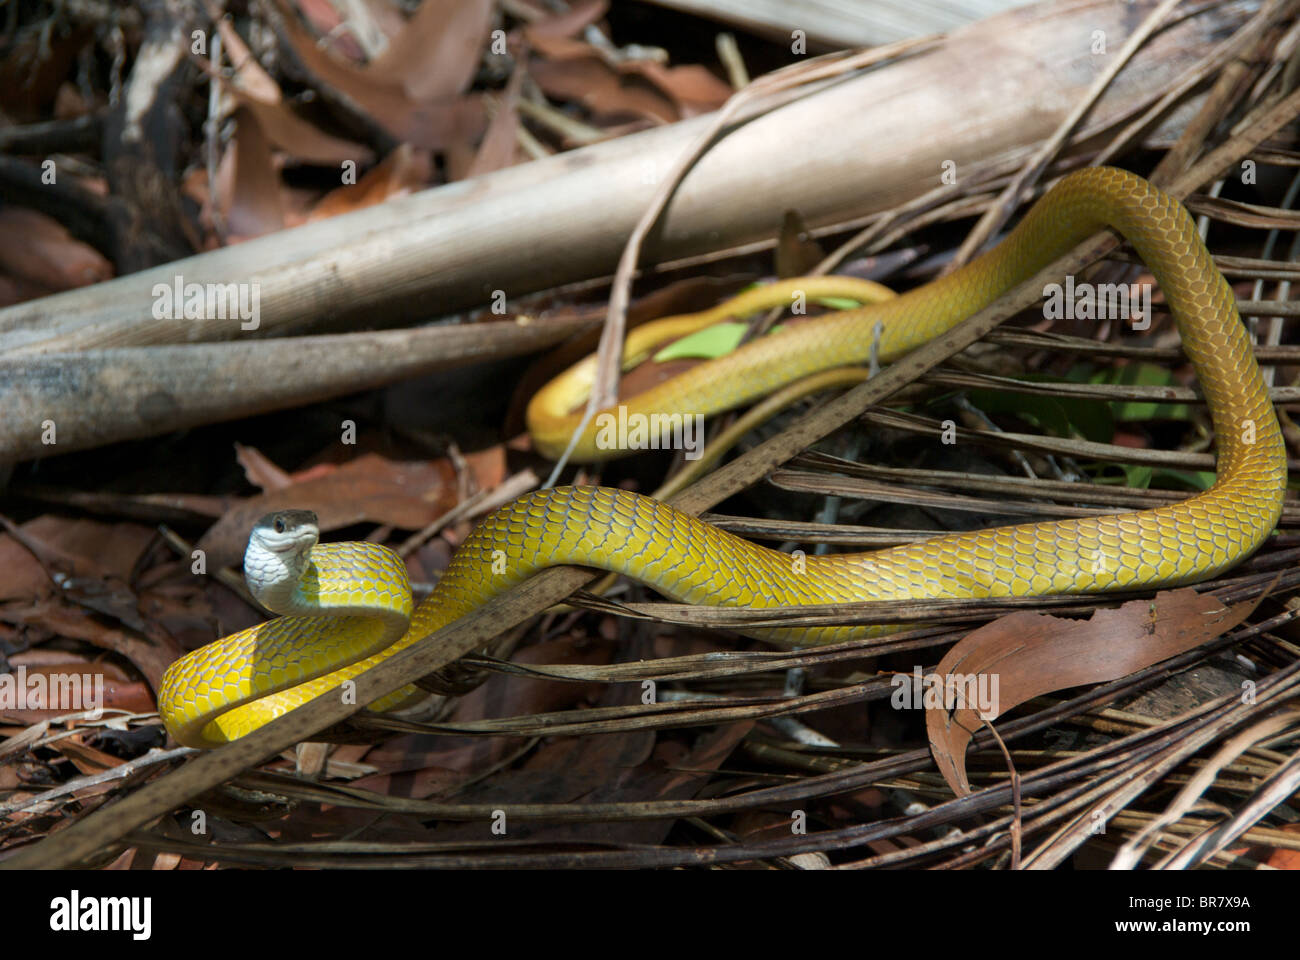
[1059,395,1115,444]
[649,286,865,364]
[812,296,864,310]
[1122,464,1154,488]
[964,377,1114,444]
[1150,468,1216,491]
[1086,363,1193,422]
[653,321,748,362]
[967,388,1072,439]
[1086,463,1214,491]
[1086,463,1144,487]
[652,321,789,362]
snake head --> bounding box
[250,510,320,554]
[245,511,321,613]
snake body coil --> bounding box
[160,168,1287,749]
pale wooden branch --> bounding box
[0,317,594,462]
[0,0,1247,360]
[640,0,1034,47]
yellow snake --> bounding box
[159,167,1287,749]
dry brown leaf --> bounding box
[274,0,486,150]
[619,721,752,835]
[214,14,282,103]
[510,731,657,798]
[139,576,218,654]
[1253,824,1300,869]
[282,458,343,484]
[524,0,608,40]
[234,443,294,492]
[180,164,221,248]
[15,489,230,526]
[293,0,368,62]
[0,24,87,120]
[346,754,471,800]
[307,143,432,221]
[357,0,412,44]
[53,81,93,120]
[355,635,613,792]
[3,600,183,693]
[632,61,733,117]
[0,209,112,290]
[2,514,156,583]
[225,107,286,241]
[197,452,457,568]
[51,732,140,775]
[775,209,825,278]
[0,659,154,725]
[524,32,597,60]
[239,96,376,167]
[462,444,508,493]
[526,28,730,123]
[214,15,374,166]
[0,531,53,600]
[272,800,433,844]
[0,515,162,645]
[530,54,677,123]
[448,721,751,848]
[421,730,658,845]
[925,588,1260,796]
[462,67,523,180]
[369,0,493,100]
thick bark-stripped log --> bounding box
[0,317,592,461]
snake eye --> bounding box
[273,518,285,533]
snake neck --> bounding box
[244,537,315,614]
